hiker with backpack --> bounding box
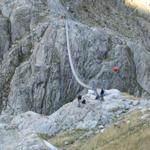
[77,95,86,107]
[100,88,105,101]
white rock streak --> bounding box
[43,140,58,150]
[65,20,91,89]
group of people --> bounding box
[77,95,86,107]
[77,88,105,107]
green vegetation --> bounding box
[38,129,88,148]
[107,37,113,52]
[60,0,148,38]
[60,0,71,4]
[44,109,150,150]
[37,133,53,141]
[34,16,49,25]
[123,92,141,100]
[18,50,32,63]
[48,129,88,147]
[74,110,150,150]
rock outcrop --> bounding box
[0,89,150,149]
[0,14,10,62]
[0,0,150,115]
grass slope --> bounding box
[45,109,150,150]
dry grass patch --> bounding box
[48,129,88,148]
[122,92,141,100]
[38,106,150,150]
[66,110,150,150]
[125,0,150,13]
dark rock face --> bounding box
[0,0,150,115]
[0,15,10,62]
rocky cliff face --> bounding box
[0,0,150,115]
[0,90,149,149]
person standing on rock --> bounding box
[100,89,105,101]
[77,95,82,107]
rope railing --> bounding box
[65,20,92,89]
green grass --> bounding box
[67,110,150,150]
[123,92,141,100]
[48,129,88,147]
[38,129,88,148]
[37,133,53,141]
[43,109,150,150]
[60,0,148,39]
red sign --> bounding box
[112,66,119,73]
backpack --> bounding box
[82,99,86,104]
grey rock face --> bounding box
[7,90,141,134]
[0,0,150,115]
[0,15,10,62]
[0,90,150,149]
[2,20,140,115]
[1,0,50,42]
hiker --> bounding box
[82,99,86,104]
[100,89,104,101]
[77,95,82,107]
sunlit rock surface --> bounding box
[0,89,150,149]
